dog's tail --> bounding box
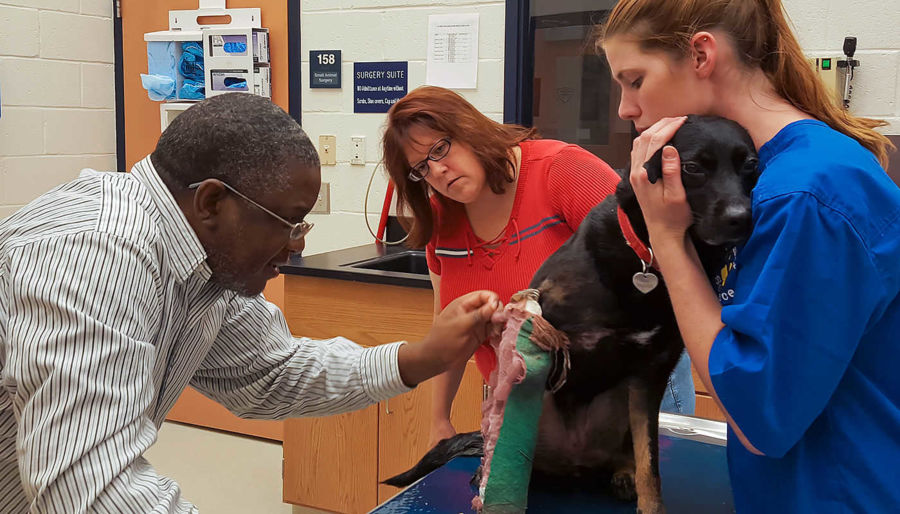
[381,431,484,487]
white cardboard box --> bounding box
[203,26,270,98]
[207,28,269,64]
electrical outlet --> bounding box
[351,136,366,165]
[319,135,336,166]
[310,182,330,214]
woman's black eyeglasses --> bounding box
[408,138,452,182]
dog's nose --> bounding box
[721,204,752,236]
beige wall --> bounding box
[786,0,900,132]
[0,1,117,219]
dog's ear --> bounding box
[643,148,664,184]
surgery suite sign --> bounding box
[353,61,408,113]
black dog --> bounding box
[385,116,759,513]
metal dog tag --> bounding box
[632,272,658,294]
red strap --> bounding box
[377,181,394,240]
[617,206,656,269]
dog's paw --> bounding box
[610,470,637,501]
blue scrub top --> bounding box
[708,120,900,512]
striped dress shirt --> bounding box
[0,157,411,513]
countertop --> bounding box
[279,243,432,289]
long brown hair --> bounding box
[599,0,894,167]
[382,86,537,248]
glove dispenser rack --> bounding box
[143,1,270,130]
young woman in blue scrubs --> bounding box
[600,0,899,512]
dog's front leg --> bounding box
[627,379,665,514]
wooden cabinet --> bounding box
[283,405,379,513]
[282,363,483,513]
[281,275,483,513]
[281,275,433,348]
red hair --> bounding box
[382,86,537,247]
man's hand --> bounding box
[397,290,503,387]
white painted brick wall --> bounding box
[0,2,115,218]
[0,57,82,106]
[785,0,900,130]
[80,0,112,18]
[0,107,44,156]
[0,0,79,13]
[40,10,114,63]
[82,63,115,108]
[0,6,39,57]
[0,154,116,206]
[44,109,116,155]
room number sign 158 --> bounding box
[310,50,341,89]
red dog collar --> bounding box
[617,206,657,269]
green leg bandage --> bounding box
[481,317,555,513]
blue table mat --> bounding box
[373,434,734,513]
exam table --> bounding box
[372,413,735,513]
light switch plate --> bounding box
[319,135,336,166]
[351,136,365,165]
[310,182,330,214]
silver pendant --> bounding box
[632,247,658,293]
[632,272,658,294]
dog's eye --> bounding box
[681,162,706,187]
[741,157,760,177]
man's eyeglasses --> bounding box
[188,181,314,241]
[408,138,452,182]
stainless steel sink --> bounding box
[345,250,428,275]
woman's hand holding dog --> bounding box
[630,116,693,251]
[398,291,504,387]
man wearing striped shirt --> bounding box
[0,93,502,513]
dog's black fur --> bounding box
[384,116,759,513]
